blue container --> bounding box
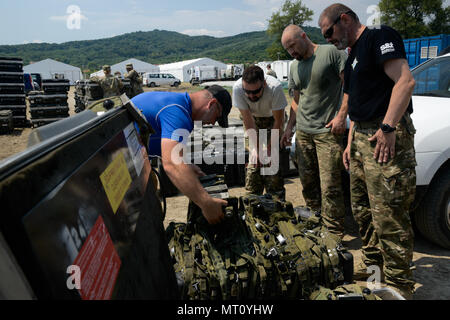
[403,34,450,69]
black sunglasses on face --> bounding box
[243,85,263,95]
[323,10,353,39]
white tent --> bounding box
[90,58,159,78]
[159,57,228,83]
[23,58,82,85]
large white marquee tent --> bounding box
[159,57,227,82]
[90,58,159,77]
[23,58,83,85]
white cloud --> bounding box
[251,21,266,29]
[181,29,225,37]
[181,29,226,37]
[22,39,44,44]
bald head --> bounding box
[282,25,304,44]
[281,24,313,61]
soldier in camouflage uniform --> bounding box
[280,25,348,238]
[232,65,287,200]
[125,63,144,98]
[319,4,417,298]
[96,65,123,98]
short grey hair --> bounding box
[319,3,359,25]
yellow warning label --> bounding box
[100,152,132,214]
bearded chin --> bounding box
[337,31,350,50]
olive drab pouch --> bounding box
[309,284,381,300]
[165,175,355,300]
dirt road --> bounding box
[1,84,449,300]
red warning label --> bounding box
[73,215,121,300]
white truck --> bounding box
[409,52,450,249]
[219,64,244,81]
[189,66,219,85]
[190,64,244,85]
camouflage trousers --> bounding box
[350,113,416,290]
[130,82,144,98]
[245,116,285,199]
[295,130,346,237]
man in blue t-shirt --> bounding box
[131,85,232,225]
[319,4,417,299]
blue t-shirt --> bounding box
[131,92,193,157]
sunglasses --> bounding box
[243,85,264,95]
[323,10,353,39]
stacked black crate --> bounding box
[186,120,248,188]
[29,79,70,127]
[0,57,27,128]
[0,110,14,134]
[201,125,247,187]
[74,80,87,113]
[74,79,103,113]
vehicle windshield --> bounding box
[412,56,450,98]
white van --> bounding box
[143,73,181,87]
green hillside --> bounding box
[0,27,326,73]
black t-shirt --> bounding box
[344,25,413,121]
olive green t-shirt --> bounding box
[289,45,347,134]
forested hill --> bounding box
[0,27,325,72]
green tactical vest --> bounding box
[166,175,359,300]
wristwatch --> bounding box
[380,123,396,133]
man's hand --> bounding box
[200,197,227,224]
[368,129,396,163]
[343,145,351,171]
[190,164,206,177]
[325,114,346,135]
[280,126,294,148]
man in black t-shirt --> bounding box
[319,4,417,299]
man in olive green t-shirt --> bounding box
[280,24,348,238]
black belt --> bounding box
[353,113,410,130]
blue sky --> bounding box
[0,0,447,45]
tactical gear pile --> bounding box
[165,174,374,300]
